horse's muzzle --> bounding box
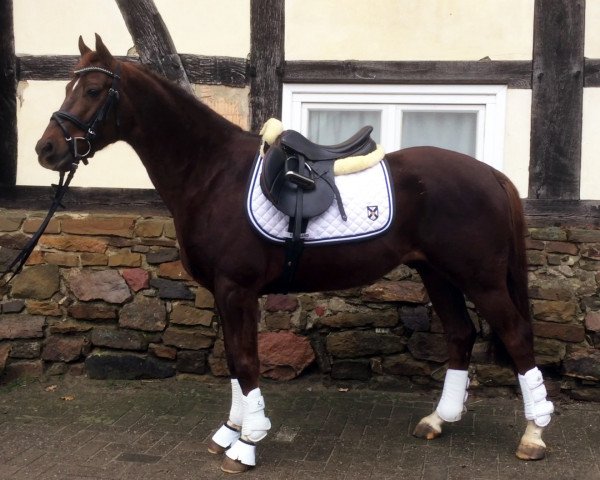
[36,137,74,172]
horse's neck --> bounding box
[120,64,247,211]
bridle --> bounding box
[51,63,121,168]
[1,63,122,283]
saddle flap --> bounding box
[260,146,335,218]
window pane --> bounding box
[307,110,381,145]
[401,111,477,157]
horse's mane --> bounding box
[126,59,251,138]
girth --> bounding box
[259,125,377,291]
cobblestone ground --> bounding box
[0,376,599,480]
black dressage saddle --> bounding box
[259,126,377,290]
[260,126,376,219]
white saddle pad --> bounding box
[246,155,394,245]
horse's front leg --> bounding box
[208,277,271,474]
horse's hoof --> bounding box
[516,442,546,461]
[221,456,251,474]
[207,439,226,455]
[412,421,441,440]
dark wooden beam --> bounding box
[17,55,135,81]
[584,58,600,87]
[179,54,248,87]
[0,0,17,187]
[0,186,167,215]
[529,0,585,200]
[2,187,599,227]
[523,199,600,227]
[249,0,285,132]
[284,60,532,88]
[115,0,193,93]
[17,54,248,87]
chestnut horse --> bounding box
[35,35,553,473]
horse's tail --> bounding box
[490,170,531,365]
[500,173,531,323]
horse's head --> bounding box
[36,34,122,172]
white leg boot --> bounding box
[223,387,271,473]
[208,379,243,454]
[414,369,469,439]
[516,367,554,460]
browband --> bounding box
[73,66,120,79]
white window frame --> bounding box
[281,84,507,171]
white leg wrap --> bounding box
[211,423,241,450]
[241,388,271,443]
[436,369,469,422]
[225,439,257,466]
[518,367,554,428]
[229,379,244,426]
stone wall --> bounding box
[0,209,599,399]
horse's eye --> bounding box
[86,88,101,98]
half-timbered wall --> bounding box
[1,0,599,389]
[4,0,600,207]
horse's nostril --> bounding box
[36,140,54,157]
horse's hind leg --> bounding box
[208,277,271,473]
[467,285,553,460]
[412,264,476,440]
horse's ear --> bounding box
[94,33,113,61]
[78,36,91,56]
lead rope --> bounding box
[1,164,78,284]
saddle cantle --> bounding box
[257,121,379,291]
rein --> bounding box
[1,64,121,284]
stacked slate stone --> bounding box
[0,212,599,401]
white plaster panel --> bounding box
[581,88,600,200]
[14,0,133,56]
[503,90,531,198]
[586,0,600,58]
[154,0,250,56]
[286,0,534,61]
[16,81,152,188]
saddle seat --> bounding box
[279,126,375,161]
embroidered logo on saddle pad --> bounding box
[246,155,395,245]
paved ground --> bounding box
[0,375,599,480]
